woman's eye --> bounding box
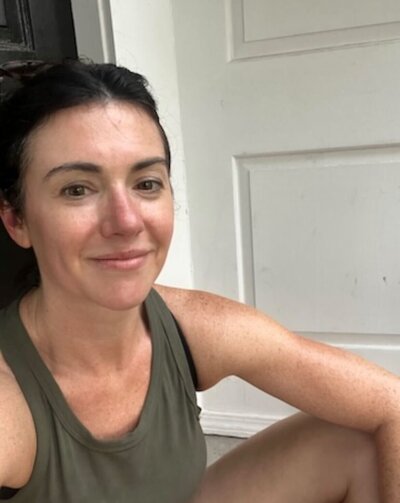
[61,185,89,198]
[136,180,162,192]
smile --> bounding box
[91,250,150,270]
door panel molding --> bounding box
[234,144,400,334]
[227,0,400,60]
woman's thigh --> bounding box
[191,413,379,503]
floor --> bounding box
[205,435,244,465]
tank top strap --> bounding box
[147,289,199,411]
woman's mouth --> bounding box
[91,250,150,270]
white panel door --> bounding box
[171,0,400,436]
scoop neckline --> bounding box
[11,291,162,453]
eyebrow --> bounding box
[43,157,168,181]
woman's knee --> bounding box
[192,414,379,503]
[288,414,377,475]
[281,414,380,502]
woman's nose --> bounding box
[100,190,145,238]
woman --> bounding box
[0,60,397,502]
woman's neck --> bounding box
[19,288,149,377]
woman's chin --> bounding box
[91,287,153,312]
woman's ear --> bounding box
[0,202,32,249]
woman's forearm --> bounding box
[376,419,400,501]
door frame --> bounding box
[70,0,115,63]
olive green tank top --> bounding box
[0,289,207,502]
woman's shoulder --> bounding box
[153,285,266,340]
[0,351,36,489]
[154,284,250,317]
[153,285,264,389]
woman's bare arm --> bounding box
[156,285,400,500]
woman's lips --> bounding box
[91,250,150,270]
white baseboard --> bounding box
[200,410,281,438]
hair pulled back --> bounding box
[0,60,171,306]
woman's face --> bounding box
[9,101,174,310]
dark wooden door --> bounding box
[0,0,77,307]
[0,0,77,62]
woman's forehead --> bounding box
[24,101,166,172]
[29,101,162,143]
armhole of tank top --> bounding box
[0,486,18,499]
[148,289,200,411]
[169,312,198,390]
